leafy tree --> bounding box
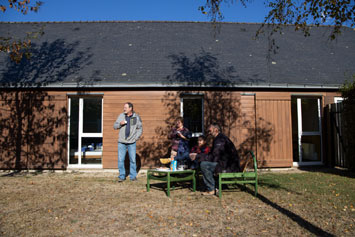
[200,0,355,39]
[0,0,43,63]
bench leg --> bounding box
[255,181,258,197]
[192,173,196,192]
[146,173,150,192]
[167,173,171,197]
[218,175,222,198]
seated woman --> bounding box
[168,117,192,167]
[189,135,210,169]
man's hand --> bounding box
[120,120,127,126]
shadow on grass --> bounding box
[147,182,195,196]
[238,185,335,237]
[298,166,355,179]
[257,178,303,195]
[0,170,48,177]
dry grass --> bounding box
[0,168,354,236]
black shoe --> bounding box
[118,178,126,182]
[130,178,137,181]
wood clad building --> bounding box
[1,22,354,170]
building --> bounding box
[1,21,354,170]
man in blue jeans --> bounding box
[114,102,143,182]
[199,123,241,195]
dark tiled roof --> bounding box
[0,21,354,89]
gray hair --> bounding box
[210,123,221,132]
[125,102,134,110]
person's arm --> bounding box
[113,114,125,130]
[135,114,143,139]
[178,128,191,141]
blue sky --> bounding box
[0,0,270,23]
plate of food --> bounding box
[155,168,170,171]
[159,158,171,164]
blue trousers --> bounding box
[200,161,218,191]
[118,142,137,180]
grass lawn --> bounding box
[0,168,354,236]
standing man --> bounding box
[114,102,143,182]
[200,123,241,195]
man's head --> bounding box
[208,123,221,138]
[123,102,133,115]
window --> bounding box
[68,97,103,167]
[181,96,204,137]
[291,96,323,166]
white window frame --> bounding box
[293,97,323,167]
[180,95,204,137]
[333,96,344,164]
[67,97,103,169]
[334,97,344,103]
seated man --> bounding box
[199,123,241,195]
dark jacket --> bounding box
[201,133,241,174]
[168,127,192,153]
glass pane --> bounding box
[69,98,79,164]
[83,98,102,133]
[301,98,320,132]
[81,137,102,164]
[301,136,321,162]
[183,98,203,133]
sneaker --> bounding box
[118,178,126,182]
[130,178,137,181]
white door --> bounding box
[68,97,103,168]
[292,97,323,166]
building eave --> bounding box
[0,82,342,90]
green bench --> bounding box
[218,151,258,198]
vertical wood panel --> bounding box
[0,91,68,169]
[255,93,293,167]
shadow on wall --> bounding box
[138,51,274,167]
[0,39,96,170]
[239,117,274,167]
[0,91,67,170]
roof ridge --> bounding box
[0,20,254,24]
[0,20,352,30]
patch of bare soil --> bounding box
[0,170,354,236]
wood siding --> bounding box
[103,90,293,168]
[0,89,342,170]
[103,91,173,168]
[0,91,68,169]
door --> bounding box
[292,97,323,166]
[68,97,103,168]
